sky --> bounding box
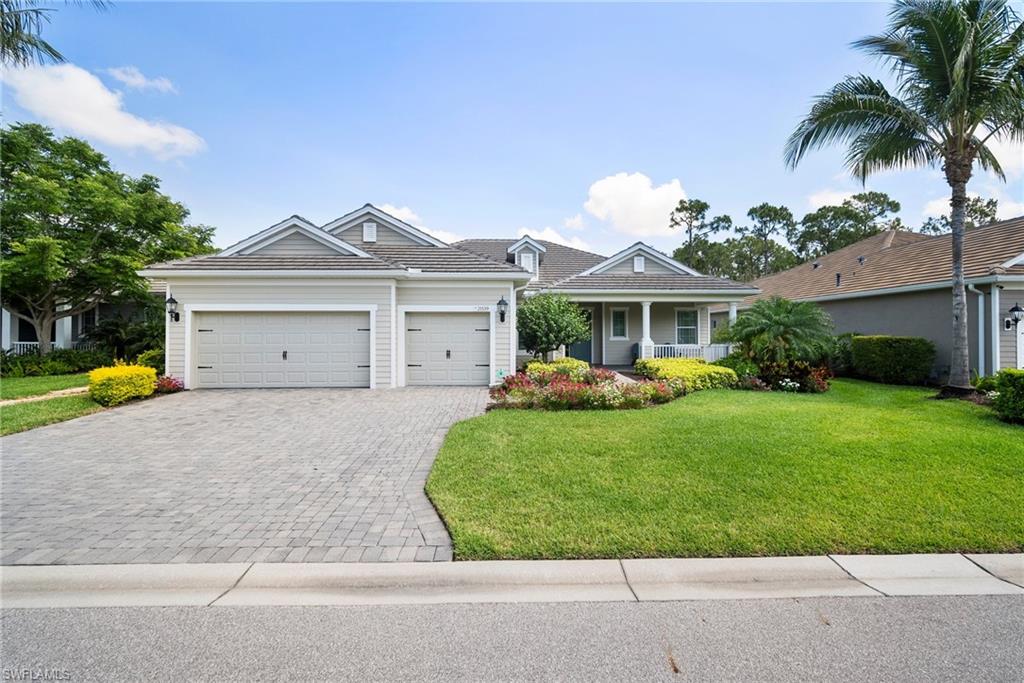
[2,1,1022,256]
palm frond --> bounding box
[846,131,940,181]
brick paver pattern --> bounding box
[1,387,488,565]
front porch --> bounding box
[562,300,739,365]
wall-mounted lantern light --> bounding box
[1010,302,1023,329]
[497,296,509,323]
[166,296,180,323]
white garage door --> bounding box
[194,312,371,388]
[405,312,490,386]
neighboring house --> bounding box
[710,216,1024,378]
[140,204,758,389]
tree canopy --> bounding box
[1,123,217,352]
[516,293,591,358]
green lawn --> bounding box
[0,373,89,400]
[1,395,103,436]
[427,379,1024,560]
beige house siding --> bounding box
[999,286,1023,370]
[243,232,341,256]
[333,221,423,246]
[164,278,394,388]
[397,282,515,383]
[601,257,677,275]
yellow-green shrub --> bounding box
[634,357,738,391]
[525,356,589,375]
[88,364,157,406]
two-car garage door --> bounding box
[194,312,371,388]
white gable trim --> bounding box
[506,235,547,254]
[577,242,702,277]
[1001,251,1024,269]
[219,216,373,258]
[322,204,448,247]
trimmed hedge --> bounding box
[851,335,935,385]
[634,357,738,391]
[135,348,165,376]
[524,356,589,377]
[88,364,156,406]
[991,369,1024,424]
[1,348,112,377]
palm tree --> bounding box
[1,0,107,67]
[730,297,835,368]
[784,0,1024,393]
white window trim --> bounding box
[395,304,497,387]
[633,255,645,273]
[362,222,377,243]
[182,303,378,391]
[674,307,699,345]
[609,306,629,341]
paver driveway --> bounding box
[1,387,487,565]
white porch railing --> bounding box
[646,343,735,362]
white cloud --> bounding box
[583,172,685,237]
[981,131,1024,178]
[378,203,463,243]
[1,64,204,159]
[922,195,953,218]
[106,66,177,94]
[516,226,591,251]
[920,188,1023,221]
[563,213,584,230]
[807,189,854,209]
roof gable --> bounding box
[322,204,447,247]
[220,216,372,258]
[506,235,547,254]
[577,242,701,277]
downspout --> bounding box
[991,285,1001,373]
[967,284,985,377]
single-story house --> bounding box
[140,204,758,389]
[710,216,1024,378]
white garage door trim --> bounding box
[396,305,496,387]
[183,303,377,389]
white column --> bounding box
[641,301,653,359]
[728,302,738,324]
[55,306,71,349]
[976,289,986,376]
[991,286,1001,373]
[2,308,11,350]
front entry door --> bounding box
[566,309,593,363]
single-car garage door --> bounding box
[194,311,371,388]
[405,312,490,386]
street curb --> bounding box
[2,553,1021,609]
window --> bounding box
[610,307,628,339]
[633,255,645,273]
[519,251,535,273]
[675,309,698,345]
[362,222,377,242]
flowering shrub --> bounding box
[490,370,683,411]
[155,375,184,394]
[88,363,156,406]
[737,376,771,391]
[634,357,738,391]
[760,360,832,393]
[991,369,1024,424]
[777,378,801,392]
[525,357,590,383]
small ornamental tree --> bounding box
[516,293,591,358]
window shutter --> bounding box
[363,222,377,243]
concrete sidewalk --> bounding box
[2,553,1020,608]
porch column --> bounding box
[641,301,653,359]
[728,302,738,324]
[991,286,1001,373]
[55,306,71,349]
[1,308,11,350]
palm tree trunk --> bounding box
[946,179,972,390]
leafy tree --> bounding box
[791,191,903,259]
[1,123,217,353]
[675,234,796,283]
[1,0,107,67]
[668,198,732,267]
[785,0,1024,392]
[731,297,835,369]
[920,196,999,234]
[741,202,794,278]
[84,309,164,360]
[516,293,591,358]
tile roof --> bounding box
[722,217,1024,308]
[454,239,608,288]
[145,255,399,271]
[360,244,526,273]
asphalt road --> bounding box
[2,596,1022,681]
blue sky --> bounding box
[3,1,1022,254]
